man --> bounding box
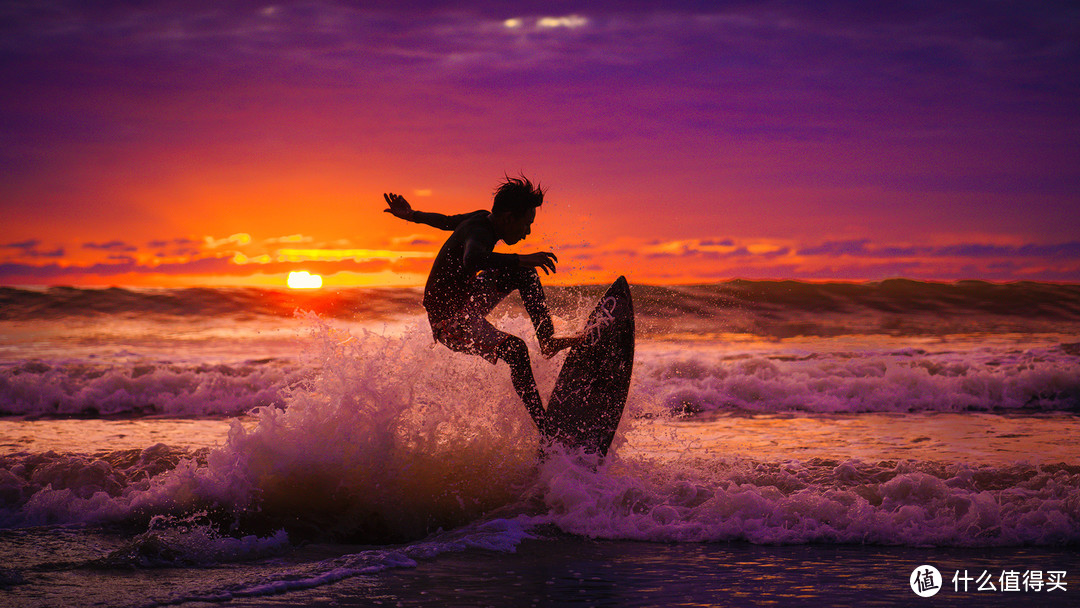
[383,176,580,432]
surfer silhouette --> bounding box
[383,176,580,431]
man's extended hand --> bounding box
[519,251,558,274]
[383,193,414,221]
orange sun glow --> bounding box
[287,271,323,289]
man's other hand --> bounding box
[383,193,414,220]
[520,251,558,274]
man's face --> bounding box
[502,207,536,245]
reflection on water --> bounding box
[5,410,1074,464]
[626,412,1080,466]
[217,537,1080,607]
[0,418,239,452]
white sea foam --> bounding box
[0,315,1077,572]
[98,512,291,568]
[1,316,553,537]
[3,334,1077,419]
[633,343,1080,415]
[527,450,1080,547]
[150,517,535,605]
[0,358,301,417]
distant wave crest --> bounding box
[4,280,1079,338]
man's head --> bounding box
[491,175,544,245]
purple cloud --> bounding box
[83,240,137,252]
[148,238,200,248]
[2,240,64,258]
[2,240,41,250]
[797,240,873,257]
[801,240,1080,260]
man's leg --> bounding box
[430,311,546,432]
[475,267,574,357]
[495,335,545,431]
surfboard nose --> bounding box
[544,276,635,457]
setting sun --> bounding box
[287,271,323,289]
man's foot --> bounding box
[540,334,584,358]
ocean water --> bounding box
[1,280,1079,607]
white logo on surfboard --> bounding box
[581,295,618,346]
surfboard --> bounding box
[542,276,634,456]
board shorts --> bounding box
[429,314,510,365]
[426,266,552,366]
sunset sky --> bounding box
[2,1,1078,287]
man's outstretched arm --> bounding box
[383,192,472,231]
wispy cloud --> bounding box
[273,248,431,263]
[2,2,1077,286]
[559,235,1080,283]
[1,229,1079,284]
[2,240,64,259]
[82,240,137,252]
[0,228,440,285]
[799,239,1080,260]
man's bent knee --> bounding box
[495,335,529,364]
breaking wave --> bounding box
[1,318,1077,552]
